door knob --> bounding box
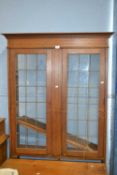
[55,45,60,49]
[100,81,104,84]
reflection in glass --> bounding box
[67,54,100,152]
[16,54,47,149]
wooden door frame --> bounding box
[8,49,53,157]
[61,48,106,161]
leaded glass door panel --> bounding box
[62,49,105,160]
[11,49,52,156]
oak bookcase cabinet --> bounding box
[4,33,111,161]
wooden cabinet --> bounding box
[0,118,8,165]
[4,33,111,161]
[0,118,5,135]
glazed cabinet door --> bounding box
[9,49,52,157]
[61,49,106,160]
[9,47,106,161]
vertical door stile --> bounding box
[98,49,106,159]
[51,49,62,158]
[61,49,68,156]
[46,49,52,155]
[9,49,17,158]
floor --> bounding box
[1,159,106,175]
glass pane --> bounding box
[18,71,26,86]
[27,55,37,70]
[67,54,100,152]
[37,71,46,86]
[26,71,36,86]
[16,54,47,149]
[68,54,79,71]
[38,54,46,70]
[79,54,90,71]
[17,54,26,69]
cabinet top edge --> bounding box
[3,32,113,39]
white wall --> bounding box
[0,0,114,33]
